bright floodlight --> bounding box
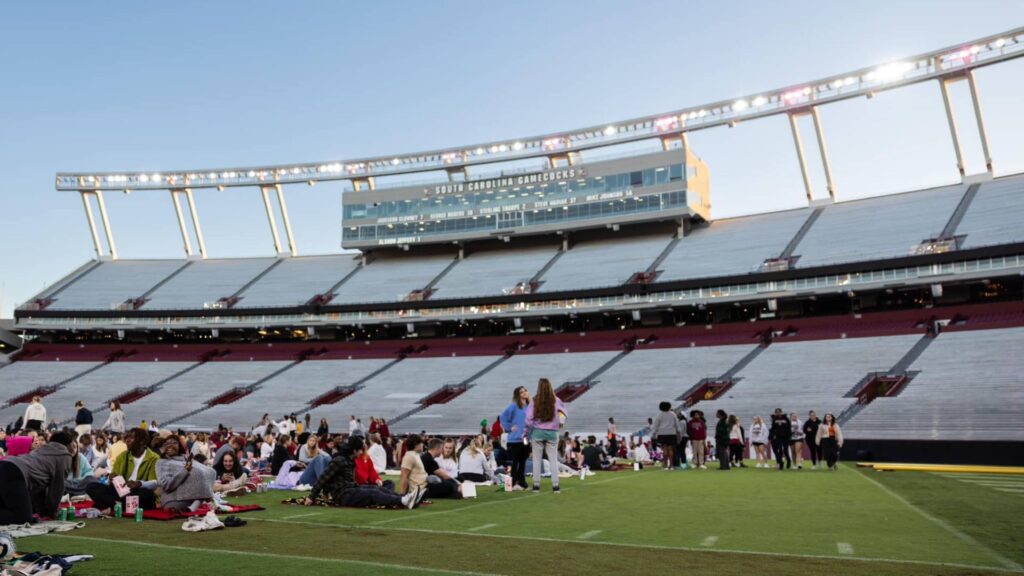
[732,99,749,111]
[604,126,616,136]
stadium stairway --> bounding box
[837,332,937,424]
[298,357,403,414]
[554,339,640,402]
[25,260,103,310]
[387,354,512,426]
[1,362,108,409]
[164,359,302,426]
[55,361,205,427]
[676,343,768,409]
[777,206,826,262]
[131,261,194,309]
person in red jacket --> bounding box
[687,410,708,469]
[353,437,395,492]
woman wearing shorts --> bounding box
[651,402,682,470]
[749,416,769,467]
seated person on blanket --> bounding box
[213,451,250,496]
[0,431,73,523]
[303,435,418,509]
[419,438,461,499]
[456,436,494,483]
[582,436,615,470]
[86,427,160,512]
[354,437,396,493]
[155,435,217,512]
[65,432,104,497]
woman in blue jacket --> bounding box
[499,386,530,491]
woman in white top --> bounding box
[789,413,805,470]
[457,435,493,483]
[815,413,844,470]
[749,416,769,467]
[23,396,47,432]
[190,432,213,463]
[367,433,387,474]
[91,433,110,470]
[103,401,126,433]
[436,438,460,479]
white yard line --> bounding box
[577,530,602,540]
[282,511,324,520]
[251,517,1022,574]
[837,542,854,555]
[701,536,718,547]
[468,523,498,532]
[371,472,642,526]
[853,467,1022,571]
[50,533,500,576]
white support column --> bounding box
[260,185,283,254]
[939,78,966,177]
[966,70,993,174]
[273,184,297,256]
[788,113,815,204]
[93,190,118,260]
[170,190,194,256]
[810,106,837,202]
[184,188,207,259]
[80,191,104,259]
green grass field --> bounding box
[14,463,1024,576]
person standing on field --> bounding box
[714,410,731,471]
[687,410,707,469]
[525,378,567,493]
[803,411,822,469]
[769,408,792,470]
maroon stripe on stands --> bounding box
[12,301,1024,363]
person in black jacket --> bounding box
[303,436,417,509]
[74,401,93,438]
[714,410,731,470]
[803,411,822,469]
[768,408,792,470]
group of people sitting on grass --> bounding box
[0,423,261,524]
[645,403,845,471]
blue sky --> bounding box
[2,1,1023,318]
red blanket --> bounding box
[69,500,263,520]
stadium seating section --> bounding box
[3,302,1021,442]
[27,174,1024,312]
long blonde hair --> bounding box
[533,378,556,422]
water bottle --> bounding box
[114,502,122,518]
[135,508,143,523]
[58,508,67,521]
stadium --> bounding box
[0,9,1022,576]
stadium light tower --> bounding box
[54,27,1024,259]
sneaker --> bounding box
[552,486,560,494]
[414,487,428,507]
[532,485,541,492]
[401,491,416,509]
[812,464,817,470]
[700,465,707,470]
[585,469,596,477]
[224,487,247,498]
[558,471,573,478]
